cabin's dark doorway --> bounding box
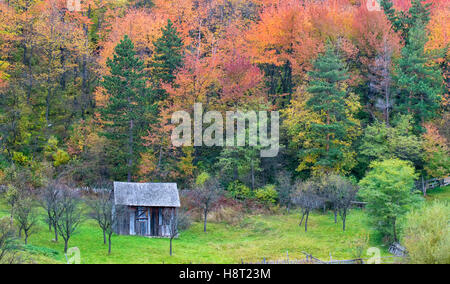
[135,207,149,236]
[150,208,162,236]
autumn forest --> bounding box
[0,0,449,264]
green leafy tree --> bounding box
[359,115,423,168]
[394,23,443,130]
[359,159,422,242]
[100,35,150,181]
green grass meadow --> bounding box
[1,185,448,264]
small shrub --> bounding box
[12,152,31,166]
[402,202,450,264]
[195,172,211,185]
[52,149,70,167]
[350,231,370,259]
[255,185,278,205]
[227,181,253,200]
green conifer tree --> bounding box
[303,46,353,173]
[101,35,149,181]
[381,0,432,43]
[150,19,183,89]
[394,23,443,131]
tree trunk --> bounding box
[334,210,338,224]
[103,230,106,245]
[304,211,309,232]
[45,88,51,125]
[422,175,426,197]
[233,164,239,180]
[170,237,173,256]
[64,240,68,253]
[393,218,398,242]
[81,23,89,118]
[299,210,306,226]
[127,119,134,182]
[108,233,112,255]
[251,161,255,191]
[47,212,52,231]
[342,209,347,231]
[203,208,208,233]
[53,223,58,242]
[157,142,163,170]
[24,232,28,245]
[326,112,330,153]
[27,40,34,105]
[385,82,390,127]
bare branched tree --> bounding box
[40,182,64,242]
[291,180,324,232]
[192,178,223,233]
[368,36,394,126]
[336,182,358,232]
[55,187,84,253]
[319,174,359,231]
[276,171,294,213]
[163,208,191,256]
[88,183,117,254]
[320,174,342,224]
[15,196,38,244]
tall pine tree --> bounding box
[150,19,183,88]
[101,35,149,182]
[146,19,184,178]
[381,0,432,43]
[303,46,353,173]
[394,22,443,131]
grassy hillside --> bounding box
[0,199,387,263]
[1,186,447,264]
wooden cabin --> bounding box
[113,182,180,237]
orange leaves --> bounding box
[423,123,448,152]
[246,0,314,67]
[220,54,264,104]
[422,122,450,178]
[426,2,450,69]
[137,151,158,180]
[245,0,360,78]
[98,9,167,73]
[0,2,17,89]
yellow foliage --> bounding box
[53,149,70,167]
[12,151,31,166]
[283,85,362,175]
[137,151,157,181]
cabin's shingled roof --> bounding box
[114,182,180,207]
